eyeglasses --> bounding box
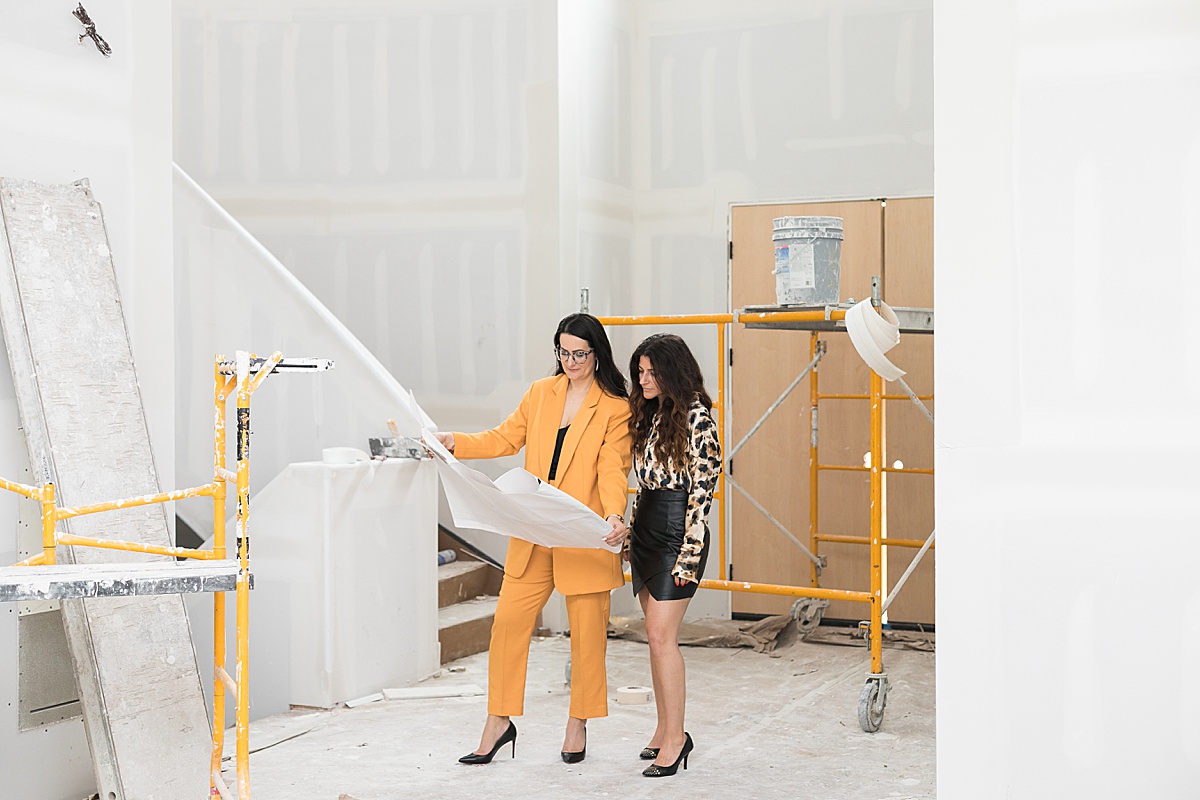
[556,347,594,363]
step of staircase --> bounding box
[438,596,499,664]
[438,560,496,608]
[436,532,505,664]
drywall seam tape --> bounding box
[845,299,906,381]
[617,686,654,705]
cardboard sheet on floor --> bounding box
[421,430,616,551]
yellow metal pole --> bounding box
[234,357,252,799]
[698,577,870,603]
[54,484,217,520]
[0,476,46,499]
[815,534,935,549]
[211,359,230,794]
[737,308,848,324]
[235,563,250,798]
[246,351,284,395]
[868,369,884,675]
[597,313,734,326]
[53,534,221,560]
[809,333,819,589]
[41,483,56,566]
[215,367,233,562]
[716,321,727,580]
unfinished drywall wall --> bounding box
[173,0,558,415]
[0,3,174,799]
[935,3,1200,797]
[172,0,930,405]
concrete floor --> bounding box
[225,631,935,800]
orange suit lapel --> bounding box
[533,375,569,480]
[550,379,600,486]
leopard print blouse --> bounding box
[628,397,723,584]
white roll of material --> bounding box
[844,298,906,381]
[322,446,370,465]
[616,686,654,705]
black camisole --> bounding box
[547,425,569,480]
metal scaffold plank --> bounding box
[0,178,210,799]
[0,560,242,602]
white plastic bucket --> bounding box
[771,216,844,306]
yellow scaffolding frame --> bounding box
[599,298,934,732]
[2,350,319,800]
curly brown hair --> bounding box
[629,334,713,467]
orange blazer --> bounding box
[452,375,632,596]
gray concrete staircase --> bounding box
[436,530,503,664]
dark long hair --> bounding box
[629,333,712,466]
[553,313,628,399]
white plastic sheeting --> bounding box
[186,458,438,717]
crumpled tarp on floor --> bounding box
[802,624,935,652]
[607,615,935,655]
[608,614,797,653]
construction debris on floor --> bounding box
[227,628,936,800]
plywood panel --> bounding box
[729,200,882,617]
[881,197,935,624]
[729,197,934,625]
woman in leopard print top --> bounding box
[628,396,721,585]
[624,333,722,777]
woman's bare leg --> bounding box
[638,587,667,750]
[642,591,691,767]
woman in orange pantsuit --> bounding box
[433,313,631,765]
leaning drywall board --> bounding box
[0,178,209,799]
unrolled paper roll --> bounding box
[616,686,654,705]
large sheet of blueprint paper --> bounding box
[422,431,617,552]
[0,178,209,799]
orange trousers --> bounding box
[487,545,611,719]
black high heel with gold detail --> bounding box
[561,728,586,763]
[642,732,692,777]
[639,746,659,760]
[458,721,517,765]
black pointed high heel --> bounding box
[561,728,586,763]
[639,746,660,760]
[642,732,692,777]
[458,721,517,764]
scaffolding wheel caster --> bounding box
[790,597,829,634]
[857,674,888,733]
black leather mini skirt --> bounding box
[629,489,709,601]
